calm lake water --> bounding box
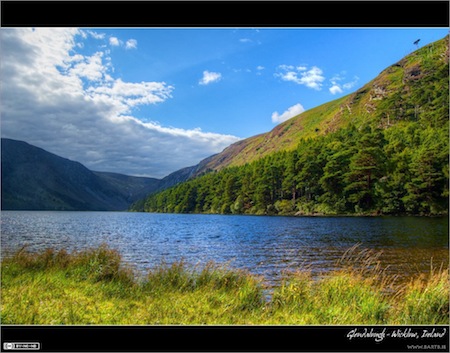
[1,211,448,285]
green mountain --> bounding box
[192,35,449,176]
[138,36,449,216]
[1,138,162,210]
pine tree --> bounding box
[344,126,386,211]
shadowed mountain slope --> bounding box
[1,138,161,210]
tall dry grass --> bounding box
[1,244,448,324]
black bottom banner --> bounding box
[1,325,449,352]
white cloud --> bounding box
[278,64,294,71]
[87,30,105,40]
[276,65,325,90]
[199,71,222,85]
[256,66,265,75]
[329,85,343,95]
[87,79,173,112]
[239,38,252,43]
[271,103,305,124]
[109,37,120,46]
[88,32,137,50]
[0,28,239,178]
[68,51,107,82]
[343,76,359,89]
[329,73,359,95]
[125,39,137,49]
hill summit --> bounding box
[191,35,449,177]
[138,35,449,216]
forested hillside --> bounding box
[191,35,449,176]
[135,36,449,216]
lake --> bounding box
[1,211,448,286]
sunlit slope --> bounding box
[195,35,449,175]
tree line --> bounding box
[135,120,448,216]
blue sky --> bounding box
[1,28,448,177]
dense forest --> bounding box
[136,121,448,216]
[133,37,449,216]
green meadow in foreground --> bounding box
[1,245,448,325]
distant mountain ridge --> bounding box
[1,138,191,211]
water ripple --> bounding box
[1,211,448,286]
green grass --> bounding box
[1,245,448,325]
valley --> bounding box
[2,36,448,216]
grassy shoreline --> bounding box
[1,245,448,325]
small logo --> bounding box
[3,343,40,351]
[3,343,14,351]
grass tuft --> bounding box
[395,265,449,324]
[1,245,448,325]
